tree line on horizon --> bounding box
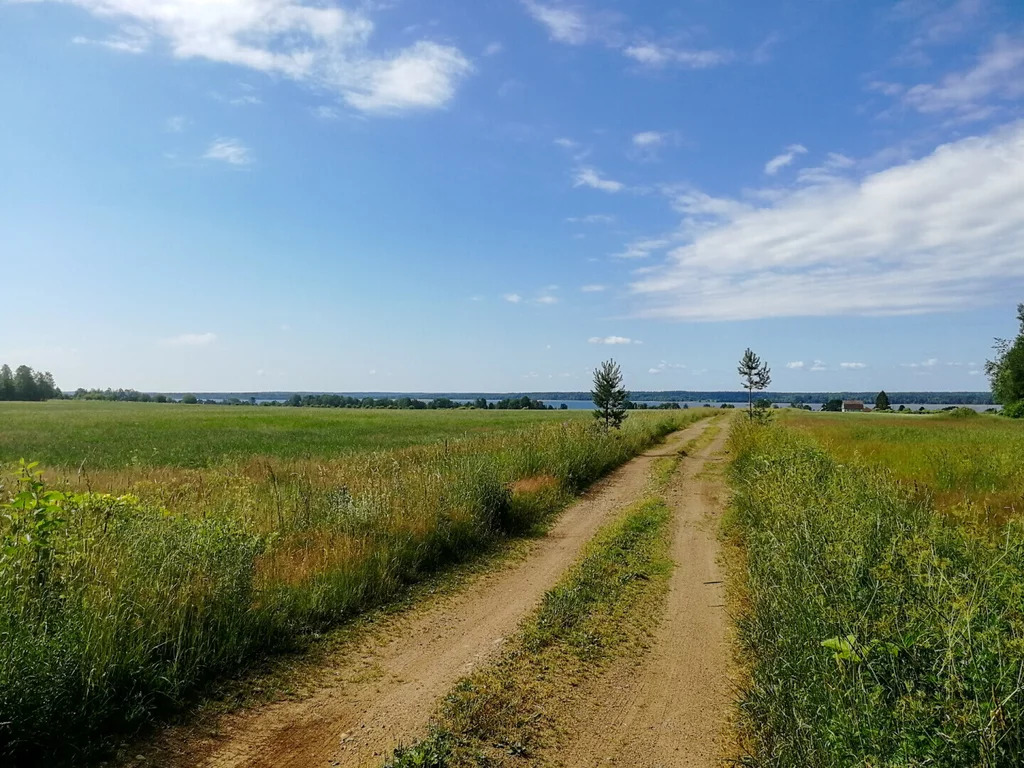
[0,364,60,402]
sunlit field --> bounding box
[0,403,710,762]
[728,413,1024,766]
[0,400,588,470]
[782,409,1024,524]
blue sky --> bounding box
[2,0,1023,392]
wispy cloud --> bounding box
[162,332,217,347]
[165,115,187,133]
[786,361,805,369]
[902,358,940,368]
[649,360,685,375]
[623,43,733,69]
[581,284,606,292]
[902,34,1024,120]
[73,25,150,54]
[632,131,665,148]
[566,214,615,224]
[204,138,252,166]
[614,237,671,260]
[589,335,641,345]
[840,362,867,369]
[810,360,827,372]
[536,294,559,305]
[54,0,472,114]
[631,122,1024,321]
[521,0,590,45]
[764,144,807,175]
[574,167,624,193]
[503,293,523,303]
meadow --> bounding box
[0,401,586,469]
[728,412,1024,766]
[0,401,708,763]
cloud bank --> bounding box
[631,122,1024,321]
[53,0,471,113]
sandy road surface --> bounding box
[550,422,734,767]
[140,418,716,768]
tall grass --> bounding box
[0,412,704,762]
[728,421,1024,767]
[784,411,1024,523]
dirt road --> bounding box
[550,423,734,767]
[143,418,716,768]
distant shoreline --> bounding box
[134,390,996,406]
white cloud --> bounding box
[589,336,641,345]
[483,41,503,56]
[204,138,252,166]
[73,24,150,53]
[633,131,665,148]
[504,293,523,303]
[54,0,471,114]
[810,360,827,372]
[521,1,589,45]
[786,361,805,369]
[764,144,808,175]
[623,43,732,69]
[566,214,615,224]
[536,295,559,305]
[574,167,624,193]
[649,360,686,375]
[554,137,579,149]
[614,237,670,260]
[162,332,216,347]
[631,122,1024,321]
[796,152,855,186]
[581,284,606,292]
[902,358,940,368]
[840,362,867,369]
[312,105,341,120]
[903,35,1024,118]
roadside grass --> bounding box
[727,419,1024,767]
[782,409,1024,526]
[0,410,710,763]
[385,424,702,767]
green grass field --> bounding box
[728,413,1024,767]
[783,409,1024,523]
[0,403,708,763]
[0,401,586,469]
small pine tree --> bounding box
[591,359,628,430]
[875,390,891,411]
[737,348,772,419]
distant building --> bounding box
[842,400,865,412]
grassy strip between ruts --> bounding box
[725,419,1024,767]
[382,425,707,767]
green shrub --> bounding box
[1003,400,1024,419]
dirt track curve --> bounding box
[550,420,734,767]
[141,418,717,768]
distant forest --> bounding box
[0,364,60,401]
[0,366,994,408]
[164,390,995,406]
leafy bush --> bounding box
[1003,400,1024,419]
